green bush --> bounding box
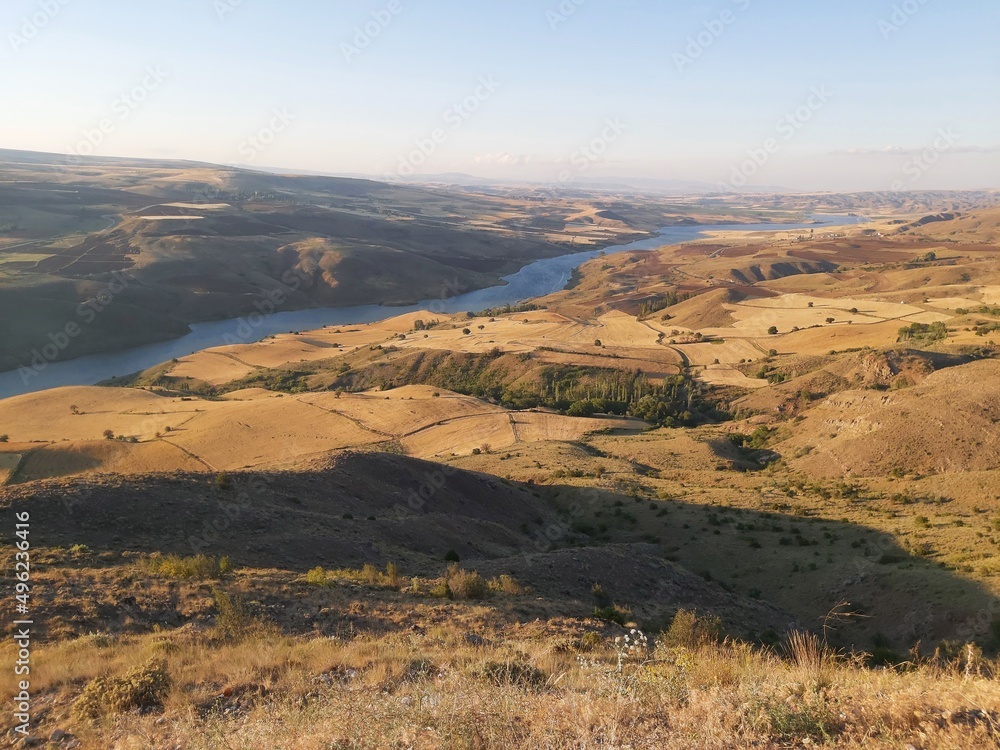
[304,567,330,586]
[897,321,947,343]
[429,580,453,599]
[140,554,231,580]
[593,606,628,625]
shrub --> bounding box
[385,562,401,587]
[212,588,261,642]
[661,609,723,648]
[447,566,489,599]
[593,606,628,625]
[478,660,546,689]
[304,567,330,586]
[0,434,7,442]
[308,563,404,589]
[429,580,453,599]
[140,554,231,580]
[72,660,171,721]
[488,574,524,595]
[215,472,232,490]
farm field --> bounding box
[0,382,640,482]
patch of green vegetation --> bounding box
[638,291,688,318]
[234,369,315,393]
[139,554,232,580]
[897,321,947,343]
[471,302,543,318]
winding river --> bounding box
[0,214,864,399]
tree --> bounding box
[0,434,8,443]
[826,317,835,324]
[594,339,603,347]
[767,326,778,335]
[70,404,81,415]
[462,328,471,335]
[567,400,597,417]
[413,319,426,331]
[102,429,115,440]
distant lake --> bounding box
[0,214,864,399]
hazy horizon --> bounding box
[4,0,998,192]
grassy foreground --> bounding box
[4,608,1000,749]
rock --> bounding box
[49,729,67,742]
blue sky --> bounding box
[2,0,997,190]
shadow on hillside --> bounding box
[4,452,998,653]
[538,481,1000,655]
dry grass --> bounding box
[6,621,1000,749]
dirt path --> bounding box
[158,439,217,472]
[294,395,393,438]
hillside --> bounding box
[0,150,675,372]
[6,196,1000,748]
[782,358,1000,478]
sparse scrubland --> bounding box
[7,193,1000,747]
[4,584,1000,748]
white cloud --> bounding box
[837,144,1000,156]
[473,152,532,166]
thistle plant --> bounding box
[615,628,649,672]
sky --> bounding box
[2,0,998,192]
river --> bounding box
[0,214,863,399]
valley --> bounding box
[4,160,1000,747]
